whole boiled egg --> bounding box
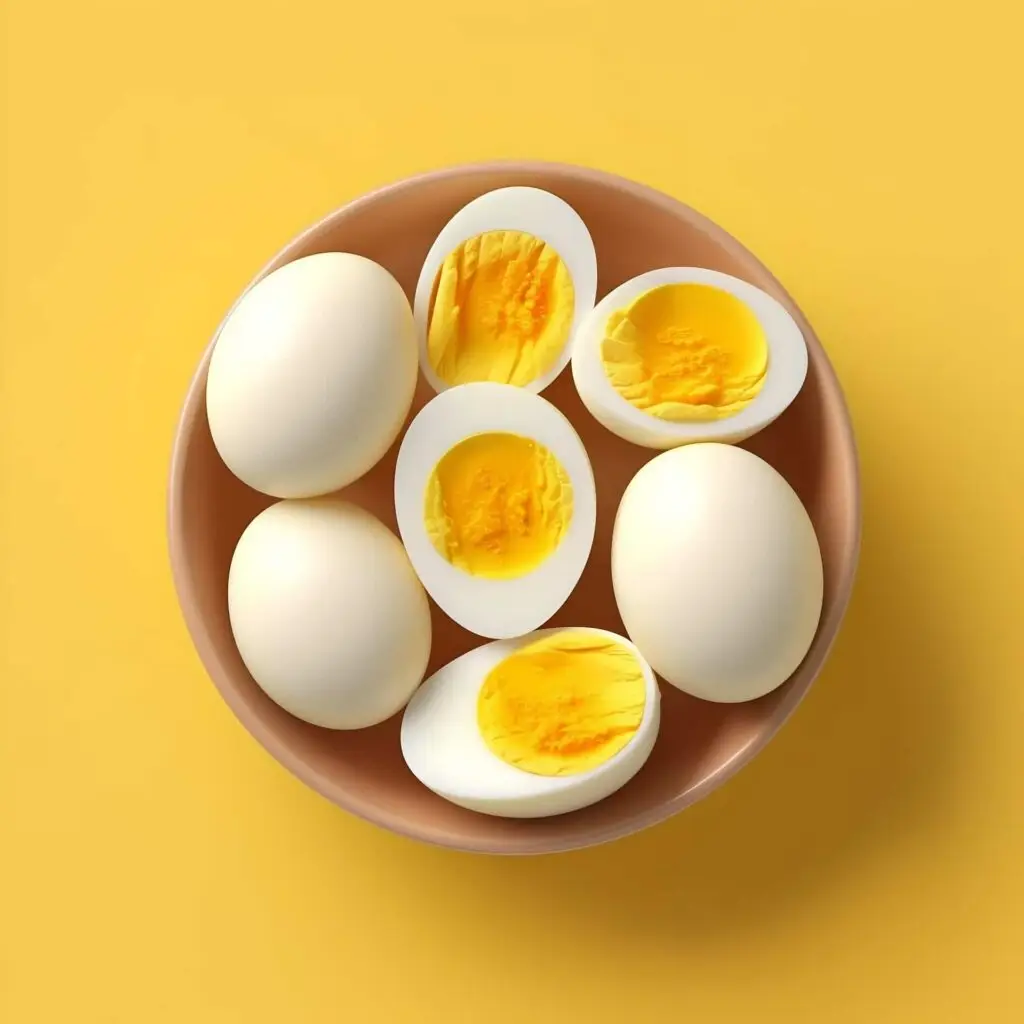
[572,267,807,448]
[206,252,417,498]
[401,628,661,818]
[394,382,596,639]
[413,187,597,395]
[612,443,823,702]
[228,498,432,729]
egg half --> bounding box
[394,382,596,639]
[414,187,597,395]
[401,628,661,818]
[612,443,824,702]
[572,267,808,449]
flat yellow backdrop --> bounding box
[2,1,1022,1020]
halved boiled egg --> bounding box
[394,382,596,639]
[571,267,808,448]
[413,187,598,395]
[401,628,661,818]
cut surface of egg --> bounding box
[611,443,824,703]
[394,382,596,639]
[414,187,597,395]
[401,628,661,818]
[206,252,418,498]
[572,267,808,448]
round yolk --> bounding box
[477,631,646,777]
[424,432,573,580]
[427,230,574,387]
[600,282,769,421]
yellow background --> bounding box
[2,0,1022,1020]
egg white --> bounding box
[571,267,808,449]
[393,382,596,640]
[400,628,661,818]
[413,187,598,395]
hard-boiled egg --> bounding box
[394,382,596,639]
[612,443,823,702]
[572,267,808,448]
[401,628,661,818]
[413,187,597,395]
[228,498,432,729]
[206,252,417,498]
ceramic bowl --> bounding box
[168,162,860,855]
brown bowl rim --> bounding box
[167,160,862,855]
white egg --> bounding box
[413,187,597,395]
[401,628,661,818]
[228,498,431,729]
[612,443,823,703]
[393,382,596,639]
[206,252,417,498]
[572,267,808,449]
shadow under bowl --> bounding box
[167,161,861,855]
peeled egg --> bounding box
[413,187,597,395]
[206,252,417,498]
[394,382,596,639]
[228,498,432,729]
[572,267,808,449]
[612,443,823,703]
[401,628,661,818]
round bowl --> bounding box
[168,162,860,855]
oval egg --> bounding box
[611,443,824,703]
[394,382,596,639]
[572,267,807,448]
[206,252,418,498]
[413,187,597,395]
[228,498,432,729]
[401,628,661,818]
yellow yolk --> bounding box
[427,230,574,387]
[477,631,646,777]
[424,432,573,579]
[600,282,769,421]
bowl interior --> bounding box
[168,163,859,855]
